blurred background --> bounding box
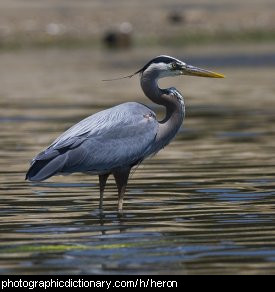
[1,0,275,275]
[1,0,275,109]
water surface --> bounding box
[0,49,275,274]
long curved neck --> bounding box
[140,70,185,148]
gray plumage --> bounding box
[27,102,159,180]
[26,55,224,211]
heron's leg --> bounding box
[99,173,110,209]
[113,168,130,212]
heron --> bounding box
[26,55,224,211]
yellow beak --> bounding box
[183,64,225,78]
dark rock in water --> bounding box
[168,11,185,24]
[103,22,133,49]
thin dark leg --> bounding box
[113,168,131,212]
[98,173,110,209]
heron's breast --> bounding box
[142,110,156,122]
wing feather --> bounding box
[27,102,158,180]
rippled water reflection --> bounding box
[1,49,275,274]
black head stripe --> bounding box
[103,55,181,82]
[136,55,179,74]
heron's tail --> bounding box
[25,155,66,182]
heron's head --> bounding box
[138,55,225,79]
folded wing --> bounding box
[26,102,158,181]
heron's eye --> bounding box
[171,62,177,70]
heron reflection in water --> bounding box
[26,55,224,211]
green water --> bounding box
[1,49,275,274]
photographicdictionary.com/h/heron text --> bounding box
[1,278,179,290]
